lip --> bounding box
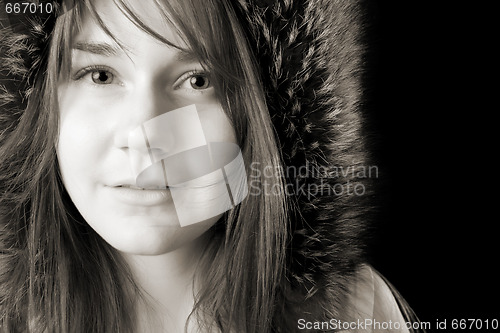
[117,184,168,190]
[106,185,173,206]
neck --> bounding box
[121,238,207,332]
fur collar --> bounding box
[236,0,372,325]
[1,0,371,328]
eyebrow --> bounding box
[73,41,121,56]
[174,49,199,63]
[72,41,200,63]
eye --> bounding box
[90,70,114,84]
[73,66,119,86]
[176,71,212,92]
[188,75,210,90]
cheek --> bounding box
[198,107,238,144]
[56,93,110,188]
[58,120,95,165]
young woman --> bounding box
[0,0,422,332]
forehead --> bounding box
[74,0,185,52]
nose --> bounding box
[113,83,175,150]
[126,104,209,177]
[112,82,179,181]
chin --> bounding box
[95,215,221,256]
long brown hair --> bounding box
[0,0,288,332]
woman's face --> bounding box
[57,0,237,255]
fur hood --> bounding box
[236,0,372,325]
[1,0,372,328]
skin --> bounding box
[56,0,235,331]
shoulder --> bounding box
[343,265,411,333]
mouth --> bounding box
[115,185,169,190]
[107,183,173,206]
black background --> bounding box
[365,0,498,326]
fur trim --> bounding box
[0,0,372,328]
[236,0,372,326]
[0,14,52,141]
